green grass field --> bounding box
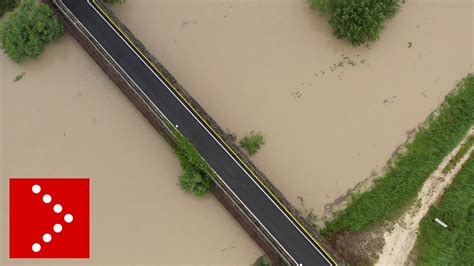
[442,134,474,174]
[323,74,474,236]
[414,153,474,265]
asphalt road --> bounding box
[60,0,335,264]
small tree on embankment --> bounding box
[0,0,64,63]
[311,0,403,46]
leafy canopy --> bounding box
[0,0,64,63]
[311,0,402,45]
[240,131,265,156]
[175,134,213,197]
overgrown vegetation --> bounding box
[0,0,17,18]
[323,74,474,236]
[442,134,474,174]
[311,0,403,45]
[175,133,213,197]
[240,131,265,155]
[415,154,474,265]
[253,255,272,266]
[0,0,64,63]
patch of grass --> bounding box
[13,72,24,82]
[311,0,403,45]
[415,153,474,265]
[175,133,213,197]
[442,134,474,174]
[323,74,474,236]
[240,131,265,156]
[253,255,272,266]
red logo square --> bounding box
[9,178,90,258]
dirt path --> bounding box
[376,127,474,265]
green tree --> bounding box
[240,131,265,156]
[311,0,402,45]
[175,134,213,197]
[0,0,17,17]
[0,0,64,63]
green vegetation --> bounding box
[103,0,126,4]
[323,74,474,236]
[240,131,265,156]
[442,134,474,174]
[0,0,64,63]
[0,0,17,18]
[13,72,24,82]
[311,0,403,45]
[415,154,474,265]
[253,255,272,266]
[175,133,213,197]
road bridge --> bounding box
[47,1,341,264]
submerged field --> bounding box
[1,0,473,264]
[112,0,473,218]
[324,75,474,235]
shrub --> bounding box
[175,134,213,197]
[323,74,474,236]
[0,0,17,17]
[240,131,265,156]
[0,0,64,63]
[312,0,403,45]
[253,255,272,266]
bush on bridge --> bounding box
[311,0,403,45]
[175,133,213,197]
[0,0,64,63]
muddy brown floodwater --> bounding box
[1,0,473,264]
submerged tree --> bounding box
[311,0,403,45]
[0,0,64,63]
[240,131,265,156]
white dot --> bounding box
[32,185,41,194]
[42,194,52,204]
[42,233,52,243]
[53,224,62,233]
[32,243,41,252]
[53,204,62,213]
[64,214,73,223]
